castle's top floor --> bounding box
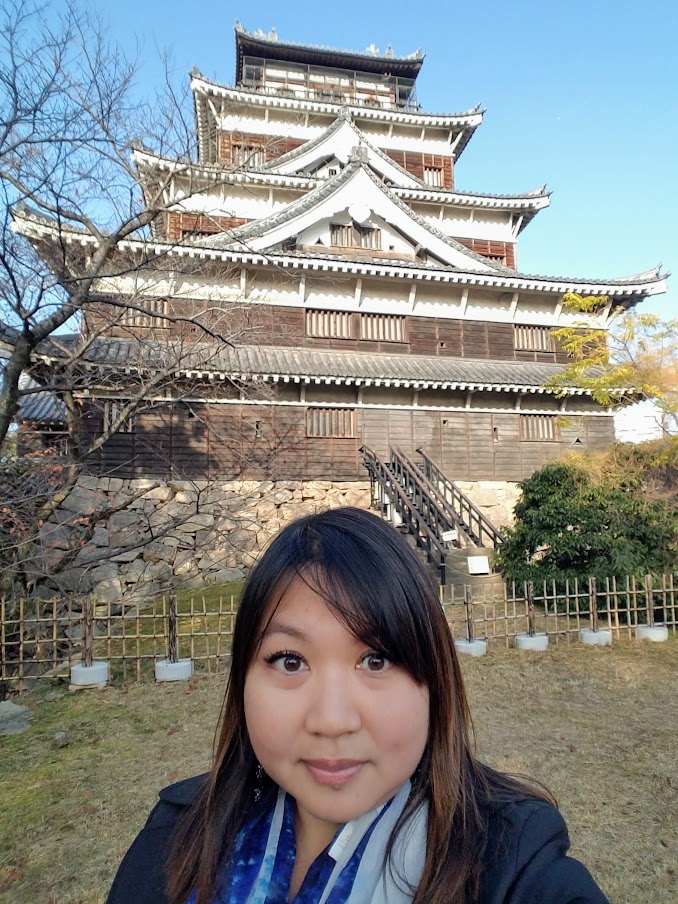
[234,24,424,113]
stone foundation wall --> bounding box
[40,478,370,601]
[454,481,521,531]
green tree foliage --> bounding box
[495,457,678,586]
[549,294,678,434]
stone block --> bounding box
[111,547,142,563]
[92,577,122,603]
[120,559,146,582]
[213,567,245,585]
[73,545,106,566]
[53,570,93,594]
[107,478,124,492]
[197,548,232,571]
[109,510,140,531]
[157,501,193,518]
[256,500,277,519]
[60,487,105,515]
[173,490,194,504]
[142,542,176,564]
[175,512,215,533]
[272,488,294,505]
[76,475,99,491]
[130,479,157,491]
[143,486,174,502]
[91,562,119,583]
[90,527,109,547]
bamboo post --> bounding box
[589,576,598,633]
[82,596,94,668]
[167,589,178,664]
[526,581,536,637]
[464,585,474,643]
[644,574,654,628]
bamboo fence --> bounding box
[1,573,676,687]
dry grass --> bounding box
[0,640,676,903]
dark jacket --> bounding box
[106,775,609,904]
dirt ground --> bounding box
[0,639,675,904]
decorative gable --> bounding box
[261,114,423,188]
[204,156,501,273]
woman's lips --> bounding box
[303,759,366,786]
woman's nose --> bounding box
[303,671,362,736]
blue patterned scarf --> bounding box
[191,780,427,903]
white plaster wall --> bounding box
[614,401,666,443]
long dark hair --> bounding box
[167,507,551,904]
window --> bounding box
[120,297,168,328]
[241,60,263,88]
[423,166,443,187]
[360,314,406,343]
[520,415,559,442]
[514,325,555,352]
[103,399,134,433]
[330,223,381,250]
[306,309,352,339]
[306,408,356,438]
[231,144,265,167]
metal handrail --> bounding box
[360,445,447,586]
[416,449,506,549]
[391,447,476,548]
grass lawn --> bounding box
[1,639,676,903]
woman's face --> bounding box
[244,575,430,841]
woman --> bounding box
[107,507,609,904]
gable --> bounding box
[263,116,423,189]
[222,162,501,273]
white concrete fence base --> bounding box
[70,661,109,687]
[454,639,487,657]
[579,628,613,646]
[636,625,669,643]
[515,633,549,651]
[155,658,193,682]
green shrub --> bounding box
[495,460,678,588]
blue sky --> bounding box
[102,0,677,319]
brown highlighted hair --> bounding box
[167,507,551,904]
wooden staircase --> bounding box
[360,445,505,600]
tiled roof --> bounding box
[195,159,505,272]
[17,374,67,424]
[235,24,425,65]
[260,111,425,187]
[12,203,668,298]
[52,336,589,393]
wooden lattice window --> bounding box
[103,399,134,434]
[514,325,555,352]
[306,309,352,339]
[519,415,559,442]
[423,166,443,187]
[231,144,265,167]
[360,314,406,343]
[306,408,356,438]
[330,223,381,250]
[120,298,168,328]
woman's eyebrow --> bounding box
[261,620,308,641]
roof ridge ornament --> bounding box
[349,146,369,164]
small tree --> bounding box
[495,460,678,587]
[549,293,678,434]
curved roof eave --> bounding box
[12,207,669,299]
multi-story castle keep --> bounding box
[18,26,667,485]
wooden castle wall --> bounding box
[85,301,572,365]
[84,400,615,484]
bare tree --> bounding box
[0,1,296,600]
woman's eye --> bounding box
[267,652,307,673]
[358,653,391,673]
